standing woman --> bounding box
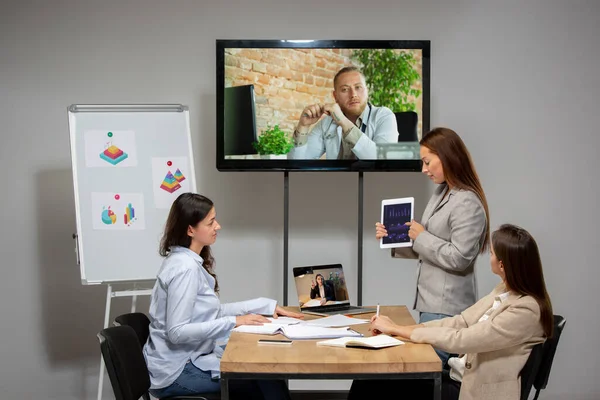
[376,127,490,365]
[143,192,302,400]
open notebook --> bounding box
[317,334,404,349]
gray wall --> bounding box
[1,0,598,399]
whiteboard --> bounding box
[68,104,197,284]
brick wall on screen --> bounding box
[225,48,354,135]
[224,48,423,138]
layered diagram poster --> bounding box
[85,130,138,167]
[91,192,145,230]
[151,157,191,209]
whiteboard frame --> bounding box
[68,104,196,284]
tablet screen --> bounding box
[380,197,414,248]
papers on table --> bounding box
[233,313,370,340]
[267,316,303,325]
[233,323,285,335]
[280,325,362,340]
[233,323,363,340]
[302,314,369,328]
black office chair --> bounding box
[114,312,151,346]
[394,111,419,142]
[325,280,337,301]
[520,314,566,400]
[98,325,218,400]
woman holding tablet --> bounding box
[375,127,490,365]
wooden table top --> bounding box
[220,305,442,375]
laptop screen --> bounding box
[292,264,351,309]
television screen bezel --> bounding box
[216,39,430,172]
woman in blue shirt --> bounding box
[143,192,303,399]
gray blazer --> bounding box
[395,183,487,316]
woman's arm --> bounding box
[410,300,542,354]
[220,297,277,317]
[164,267,235,344]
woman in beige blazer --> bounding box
[351,224,554,400]
[376,127,490,365]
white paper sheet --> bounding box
[302,314,369,328]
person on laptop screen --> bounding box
[287,66,399,160]
[309,273,336,305]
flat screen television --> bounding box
[216,39,430,172]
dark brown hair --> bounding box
[492,224,554,337]
[420,127,490,252]
[159,192,219,293]
[333,66,365,88]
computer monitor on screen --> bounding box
[224,84,258,156]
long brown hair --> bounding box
[492,224,553,337]
[420,127,490,252]
[159,192,219,293]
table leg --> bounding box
[433,372,442,400]
[220,376,229,400]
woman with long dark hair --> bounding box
[143,192,302,400]
[352,224,553,400]
[376,127,490,365]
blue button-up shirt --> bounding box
[143,246,277,389]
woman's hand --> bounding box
[406,220,425,240]
[235,314,270,327]
[375,222,388,240]
[371,315,420,339]
[369,315,398,335]
[273,305,305,319]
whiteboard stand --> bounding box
[97,282,154,400]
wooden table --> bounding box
[220,306,442,400]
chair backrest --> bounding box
[98,325,151,400]
[519,314,566,400]
[115,312,151,347]
[534,315,566,390]
[394,111,419,142]
[520,343,544,400]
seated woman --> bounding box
[348,224,554,400]
[309,273,336,304]
[143,192,303,400]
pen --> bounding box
[376,303,380,317]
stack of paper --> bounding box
[232,323,285,335]
[302,314,369,328]
[280,325,362,340]
[232,323,362,340]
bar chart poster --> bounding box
[91,192,145,230]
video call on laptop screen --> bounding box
[293,265,351,309]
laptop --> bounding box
[292,264,376,317]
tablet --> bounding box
[380,197,414,249]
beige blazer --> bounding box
[394,183,487,316]
[411,283,545,400]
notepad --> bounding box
[317,334,404,349]
[233,323,363,340]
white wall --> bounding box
[1,0,598,399]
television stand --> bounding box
[282,171,364,307]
